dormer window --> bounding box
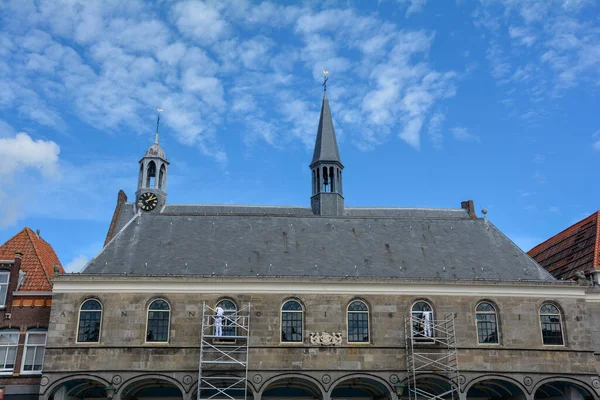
[0,271,10,307]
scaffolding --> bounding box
[404,314,460,400]
[198,302,251,400]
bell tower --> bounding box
[310,80,344,216]
[136,109,169,211]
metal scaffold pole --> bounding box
[404,314,460,400]
[198,302,251,400]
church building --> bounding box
[41,88,600,400]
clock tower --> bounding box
[136,120,169,212]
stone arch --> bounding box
[330,373,394,399]
[533,377,595,400]
[119,374,185,399]
[192,374,255,400]
[260,373,326,399]
[400,373,457,399]
[464,375,528,399]
[42,374,110,399]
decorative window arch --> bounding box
[281,300,303,343]
[411,300,434,339]
[216,299,237,337]
[77,299,102,343]
[476,301,499,344]
[146,299,170,343]
[347,300,369,343]
[540,303,564,345]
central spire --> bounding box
[310,90,342,168]
[310,74,344,216]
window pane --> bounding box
[282,301,302,311]
[540,304,559,314]
[34,346,45,371]
[0,285,6,307]
[217,300,236,311]
[23,346,35,371]
[27,333,46,345]
[81,300,102,311]
[541,315,563,345]
[78,311,101,342]
[147,311,169,342]
[349,301,367,312]
[0,273,9,283]
[476,314,498,344]
[149,300,169,310]
[5,346,17,368]
[348,311,369,342]
[476,302,495,313]
[281,311,302,342]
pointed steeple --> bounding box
[309,83,344,216]
[310,91,342,168]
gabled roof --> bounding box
[528,212,599,280]
[83,203,554,282]
[0,227,64,291]
[310,91,342,167]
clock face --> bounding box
[139,192,158,211]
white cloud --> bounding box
[0,132,60,180]
[427,112,445,149]
[451,127,480,142]
[172,1,229,45]
[63,254,90,273]
[397,0,428,16]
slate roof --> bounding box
[310,91,342,167]
[83,204,553,282]
[528,211,599,280]
[0,227,64,291]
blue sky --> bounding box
[0,0,599,273]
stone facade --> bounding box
[41,277,600,399]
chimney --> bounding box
[461,200,478,219]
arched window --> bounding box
[159,164,166,189]
[347,300,369,343]
[21,329,47,374]
[540,303,564,345]
[0,329,20,373]
[146,161,156,188]
[476,302,499,344]
[411,301,434,339]
[77,299,102,343]
[216,300,237,337]
[281,300,303,342]
[146,299,170,342]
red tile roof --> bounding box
[528,212,599,280]
[0,227,64,291]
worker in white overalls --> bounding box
[215,306,224,337]
[423,306,433,337]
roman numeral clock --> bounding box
[138,192,158,211]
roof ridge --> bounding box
[594,211,600,271]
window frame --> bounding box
[346,300,370,344]
[215,299,238,338]
[411,300,435,342]
[539,303,565,346]
[475,301,500,345]
[76,299,103,344]
[20,329,47,375]
[145,299,171,344]
[0,329,20,375]
[280,299,304,344]
[0,270,10,308]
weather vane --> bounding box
[322,70,329,91]
[155,108,163,144]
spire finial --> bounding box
[154,108,163,144]
[322,70,329,92]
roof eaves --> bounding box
[594,211,600,271]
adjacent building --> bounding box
[42,90,600,400]
[0,227,63,399]
[528,212,600,282]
